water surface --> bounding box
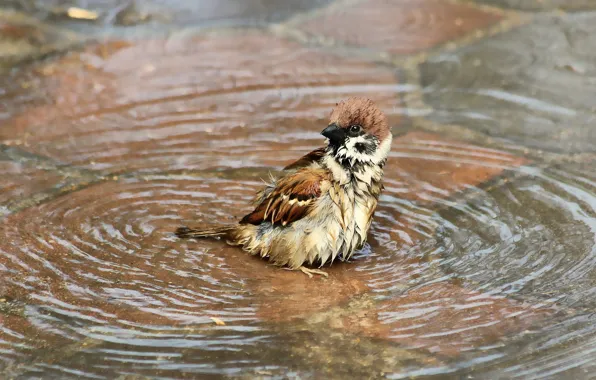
[0,1,595,378]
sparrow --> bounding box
[175,97,392,277]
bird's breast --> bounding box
[326,180,378,258]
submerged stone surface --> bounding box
[421,13,596,153]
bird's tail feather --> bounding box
[175,225,234,239]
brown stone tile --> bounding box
[294,0,503,55]
[0,131,529,325]
[0,177,259,329]
[2,31,401,173]
[370,131,528,246]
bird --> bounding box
[175,97,392,277]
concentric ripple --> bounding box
[428,161,596,376]
[0,175,275,377]
[437,162,596,305]
[0,130,569,377]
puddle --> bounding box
[0,2,596,379]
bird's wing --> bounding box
[283,147,326,171]
[240,167,329,226]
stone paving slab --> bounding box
[420,13,596,154]
[470,0,596,11]
[1,32,403,173]
[292,0,503,55]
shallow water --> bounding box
[1,1,596,379]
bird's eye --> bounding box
[349,125,362,134]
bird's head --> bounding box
[322,97,392,168]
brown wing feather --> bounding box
[240,168,328,226]
[247,148,326,207]
[283,147,326,171]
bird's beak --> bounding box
[321,123,345,145]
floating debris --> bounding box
[65,7,99,21]
[210,317,226,326]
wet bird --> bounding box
[175,97,392,277]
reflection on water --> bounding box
[0,1,595,378]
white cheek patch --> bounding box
[336,134,392,166]
[372,134,392,164]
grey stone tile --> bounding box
[420,13,596,153]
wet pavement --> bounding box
[421,12,596,153]
[0,0,595,379]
